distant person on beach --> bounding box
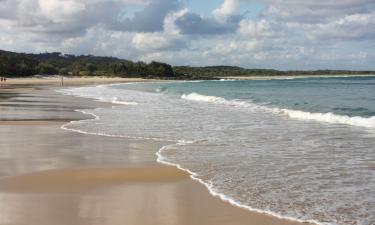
[0,77,3,82]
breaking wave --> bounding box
[181,92,375,129]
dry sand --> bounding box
[4,76,150,86]
[0,78,314,225]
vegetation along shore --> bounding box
[1,49,375,80]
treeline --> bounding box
[175,66,375,77]
[1,49,374,79]
[0,50,203,79]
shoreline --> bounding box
[0,78,316,225]
[219,74,375,80]
[61,102,319,225]
[59,79,320,225]
[156,145,322,225]
[3,73,375,86]
[4,76,157,86]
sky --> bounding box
[0,0,374,70]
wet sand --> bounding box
[0,78,313,225]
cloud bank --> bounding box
[0,0,374,70]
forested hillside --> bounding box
[0,50,189,79]
[1,50,374,79]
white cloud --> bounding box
[163,8,188,35]
[306,13,375,40]
[238,19,274,38]
[131,8,187,51]
[263,0,375,24]
[132,32,185,51]
[0,0,375,70]
[38,0,86,22]
[60,26,139,58]
[213,0,239,22]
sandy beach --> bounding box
[4,76,148,85]
[0,77,314,225]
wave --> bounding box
[156,87,168,93]
[111,97,138,105]
[61,110,178,143]
[156,143,325,225]
[181,92,254,108]
[279,109,375,128]
[59,86,329,225]
[61,107,323,225]
[219,78,238,81]
[58,87,139,106]
[181,92,375,129]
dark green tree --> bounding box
[37,63,58,75]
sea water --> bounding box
[60,76,375,225]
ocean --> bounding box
[60,76,375,225]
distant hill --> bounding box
[1,49,374,79]
[174,66,375,77]
[0,50,195,79]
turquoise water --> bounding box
[61,76,375,225]
[124,76,375,118]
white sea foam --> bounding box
[181,92,375,129]
[111,97,138,105]
[59,86,323,225]
[58,83,375,225]
[278,109,375,128]
[181,92,254,108]
[156,143,325,225]
[182,92,227,103]
[58,86,139,106]
[61,110,177,142]
[219,78,238,81]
